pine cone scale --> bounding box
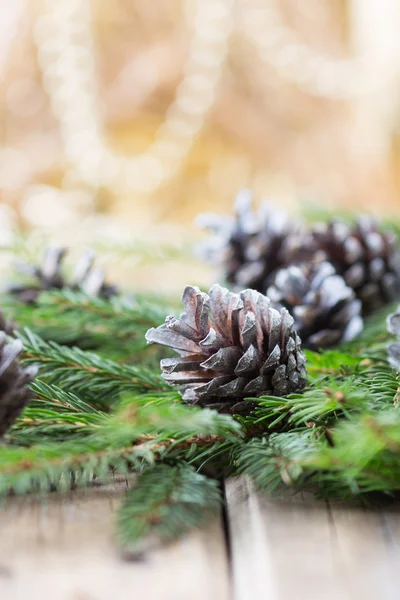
[234,344,258,376]
[201,346,243,372]
[146,325,202,355]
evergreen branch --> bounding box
[234,410,400,499]
[17,329,169,407]
[8,380,105,443]
[0,439,154,495]
[304,349,363,378]
[0,290,172,360]
[362,363,400,408]
[117,464,221,552]
[307,410,400,495]
[104,393,242,447]
[233,431,317,492]
[238,377,369,434]
[0,393,242,495]
[29,380,102,415]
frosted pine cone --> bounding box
[7,247,118,304]
[267,262,363,350]
[197,190,304,293]
[310,218,400,314]
[0,334,37,437]
[145,284,307,414]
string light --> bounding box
[34,0,233,194]
[241,0,398,99]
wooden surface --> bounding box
[225,477,400,600]
[1,477,400,600]
[0,485,230,600]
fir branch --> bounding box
[362,363,400,408]
[238,377,369,434]
[100,394,242,458]
[307,410,400,495]
[0,438,153,495]
[233,431,317,492]
[117,464,221,552]
[17,329,169,407]
[0,290,172,360]
[0,393,242,495]
[234,409,400,499]
[8,380,105,444]
[305,349,363,379]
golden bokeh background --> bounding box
[1,0,400,292]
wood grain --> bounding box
[0,485,230,600]
[225,477,400,600]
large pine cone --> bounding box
[0,334,37,437]
[267,262,363,350]
[310,218,400,314]
[197,190,304,293]
[7,247,118,304]
[146,284,307,414]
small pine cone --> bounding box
[69,249,118,300]
[145,284,307,414]
[0,334,37,437]
[267,262,363,350]
[7,247,118,304]
[197,190,305,293]
[310,218,400,314]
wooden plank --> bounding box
[225,476,400,600]
[0,485,230,600]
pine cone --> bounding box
[267,262,363,350]
[0,334,37,437]
[310,218,400,314]
[197,190,304,293]
[0,312,16,337]
[7,247,118,304]
[145,284,307,414]
[69,249,118,300]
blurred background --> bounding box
[1,0,400,292]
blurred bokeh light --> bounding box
[1,0,400,291]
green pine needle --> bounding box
[18,329,169,407]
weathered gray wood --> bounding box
[226,476,400,600]
[0,485,230,600]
